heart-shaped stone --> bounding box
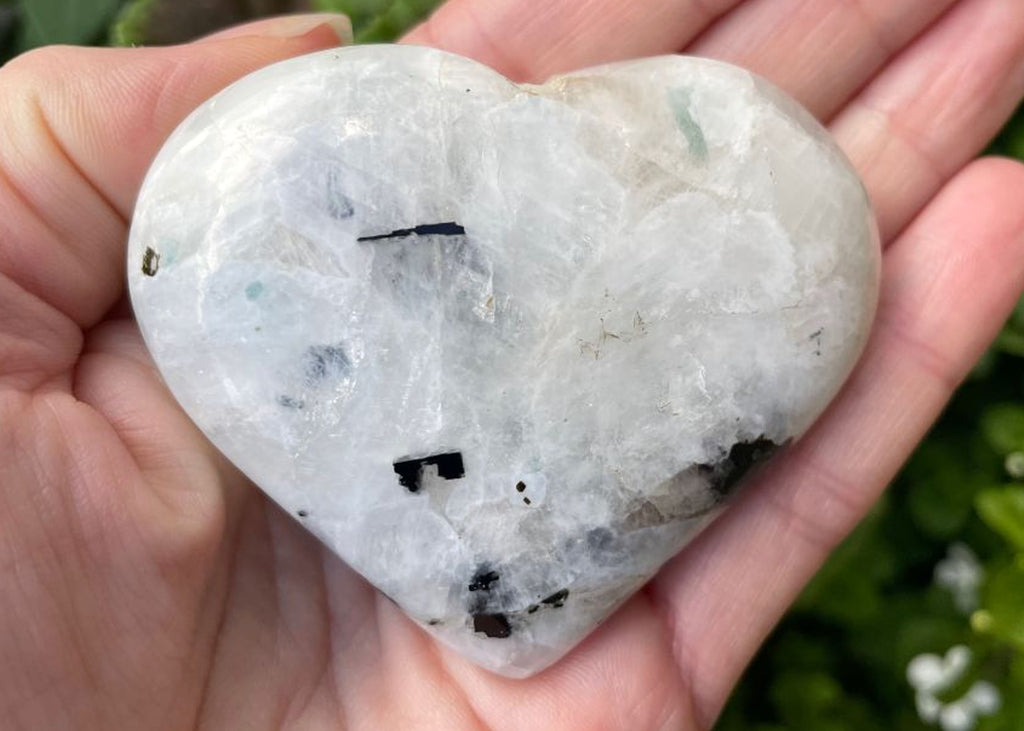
[128,45,879,677]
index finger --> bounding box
[403,0,742,81]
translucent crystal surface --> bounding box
[127,45,879,677]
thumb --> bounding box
[0,13,350,330]
[198,12,353,44]
[2,12,352,219]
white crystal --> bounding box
[127,45,879,677]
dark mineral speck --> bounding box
[541,589,569,608]
[326,169,355,219]
[697,436,782,498]
[473,612,511,638]
[141,247,160,277]
[358,221,466,242]
[393,451,465,493]
[468,568,500,592]
[277,395,305,410]
[586,527,614,551]
[809,327,824,356]
[304,344,350,383]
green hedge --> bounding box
[3,2,1023,728]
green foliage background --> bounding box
[2,1,1023,728]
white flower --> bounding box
[916,691,942,722]
[907,646,1002,731]
[935,544,984,613]
[907,646,971,694]
[1005,451,1024,479]
[967,681,1001,714]
[940,699,974,731]
[908,653,950,694]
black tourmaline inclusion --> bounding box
[473,613,511,638]
[697,436,782,498]
[393,451,465,493]
[468,568,500,592]
[541,589,569,608]
[358,221,466,242]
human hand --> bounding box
[1,2,1023,728]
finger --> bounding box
[649,156,1024,728]
[412,594,694,730]
[73,318,237,500]
[403,0,743,82]
[0,272,80,391]
[688,0,962,120]
[829,0,1024,243]
[200,12,353,43]
[0,15,349,336]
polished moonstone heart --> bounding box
[127,45,879,677]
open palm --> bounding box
[2,1,1023,728]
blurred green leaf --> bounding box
[996,329,1024,358]
[857,607,967,688]
[347,0,435,42]
[996,297,1024,357]
[978,657,1024,731]
[17,0,123,49]
[908,476,978,539]
[770,670,884,731]
[982,404,1024,455]
[905,441,983,538]
[112,0,261,46]
[108,0,150,46]
[972,348,1000,380]
[112,0,346,47]
[770,671,841,725]
[112,0,425,46]
[0,2,18,59]
[980,695,1024,731]
[321,0,388,29]
[796,507,894,622]
[1007,295,1024,332]
[715,713,788,731]
[990,104,1024,160]
[979,562,1024,649]
[977,488,1024,551]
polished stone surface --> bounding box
[128,45,879,677]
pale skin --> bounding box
[1,0,1023,727]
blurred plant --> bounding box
[13,0,122,49]
[110,0,436,45]
[2,3,1024,730]
[334,0,437,43]
[111,0,348,46]
[907,646,1001,731]
[717,336,1024,729]
[935,544,984,614]
[0,5,16,61]
[1,0,437,52]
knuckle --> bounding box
[0,47,80,130]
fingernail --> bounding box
[257,13,353,44]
